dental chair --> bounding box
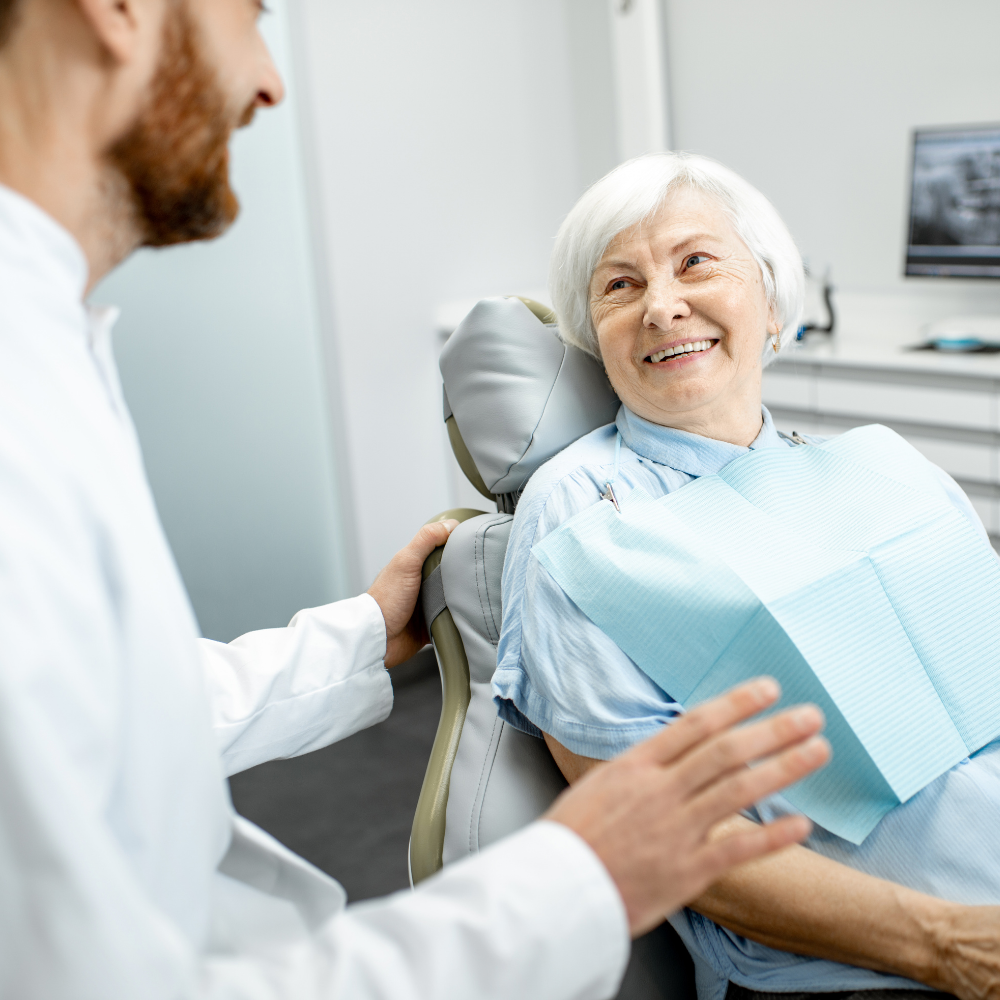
[410,296,697,1000]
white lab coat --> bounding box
[0,183,629,1000]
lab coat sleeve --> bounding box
[200,594,394,776]
[202,820,631,1000]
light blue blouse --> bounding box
[494,404,1000,1000]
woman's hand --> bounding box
[926,904,1000,1000]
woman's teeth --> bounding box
[648,340,714,362]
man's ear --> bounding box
[72,0,148,64]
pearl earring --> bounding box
[771,327,782,353]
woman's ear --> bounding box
[72,0,148,64]
[765,305,781,338]
[764,309,782,353]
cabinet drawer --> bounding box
[970,497,999,539]
[900,436,996,482]
[815,378,994,431]
[762,371,813,409]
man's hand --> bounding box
[545,678,830,937]
[367,520,459,668]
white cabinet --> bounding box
[814,380,994,430]
[762,356,1000,543]
[759,371,813,409]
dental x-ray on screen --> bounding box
[907,124,1000,277]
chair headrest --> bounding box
[439,296,619,502]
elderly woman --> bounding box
[493,152,1000,1000]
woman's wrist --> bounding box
[892,889,959,991]
[690,839,963,990]
[910,899,1000,1000]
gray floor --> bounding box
[228,647,440,901]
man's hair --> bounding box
[0,0,22,48]
[548,152,805,366]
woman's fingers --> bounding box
[630,678,782,768]
[687,735,831,829]
[673,703,826,799]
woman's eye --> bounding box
[610,279,631,291]
[684,254,709,269]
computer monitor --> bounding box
[906,124,1000,278]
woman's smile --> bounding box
[645,338,718,364]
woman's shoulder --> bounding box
[510,421,693,553]
[512,423,619,544]
[499,424,620,620]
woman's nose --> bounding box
[643,276,691,330]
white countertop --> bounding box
[774,336,1000,381]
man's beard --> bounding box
[107,2,254,247]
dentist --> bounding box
[0,0,829,997]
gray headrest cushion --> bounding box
[439,297,620,495]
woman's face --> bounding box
[589,186,777,445]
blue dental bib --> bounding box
[532,424,1000,843]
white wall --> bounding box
[99,1,1000,627]
[300,0,1000,592]
[567,0,621,189]
[293,0,611,588]
[95,1,349,641]
[88,0,621,637]
[663,0,1000,343]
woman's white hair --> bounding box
[549,152,804,366]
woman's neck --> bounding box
[625,392,765,447]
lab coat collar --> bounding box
[615,403,784,478]
[87,303,129,419]
[0,183,89,304]
[0,184,129,418]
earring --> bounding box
[771,327,782,353]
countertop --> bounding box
[773,337,1000,385]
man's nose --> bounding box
[644,275,691,329]
[255,45,285,108]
